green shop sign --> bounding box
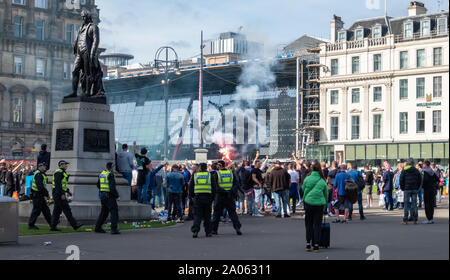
[417,102,441,107]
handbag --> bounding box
[378,193,385,207]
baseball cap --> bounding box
[58,160,70,166]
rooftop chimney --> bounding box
[408,1,427,16]
[331,15,344,42]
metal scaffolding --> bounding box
[299,47,321,159]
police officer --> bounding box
[189,163,216,238]
[28,163,52,230]
[95,162,120,234]
[50,160,83,231]
[211,161,242,235]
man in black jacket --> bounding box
[95,162,120,234]
[50,160,83,231]
[400,158,422,224]
[37,144,51,171]
[28,163,52,230]
[422,160,439,224]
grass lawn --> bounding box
[19,221,176,236]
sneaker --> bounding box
[360,216,367,220]
[422,220,430,224]
[50,227,61,232]
[193,232,198,238]
[95,228,106,233]
[328,213,336,217]
[284,214,291,218]
[254,213,264,217]
[313,245,320,253]
[332,219,341,224]
[236,229,242,236]
[110,230,120,235]
[306,243,312,252]
[211,231,218,235]
[428,220,434,224]
[275,215,282,218]
[342,219,349,223]
[28,225,39,230]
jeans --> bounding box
[137,173,151,204]
[254,188,263,214]
[167,192,182,220]
[436,187,442,203]
[403,190,418,222]
[162,186,168,209]
[289,183,299,213]
[244,189,255,215]
[263,192,273,208]
[384,189,394,210]
[0,184,5,197]
[273,190,288,216]
[349,191,364,218]
[418,188,424,207]
[120,172,133,187]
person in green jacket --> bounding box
[302,160,328,253]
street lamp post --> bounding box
[154,46,180,161]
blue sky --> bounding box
[96,0,448,63]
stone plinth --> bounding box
[194,149,208,163]
[19,101,154,224]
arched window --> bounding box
[10,85,29,124]
[33,87,49,125]
[12,97,23,123]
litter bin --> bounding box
[0,196,19,244]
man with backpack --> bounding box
[347,162,366,220]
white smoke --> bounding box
[232,59,276,107]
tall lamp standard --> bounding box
[153,46,181,161]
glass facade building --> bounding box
[104,58,304,161]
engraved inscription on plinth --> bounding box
[55,129,74,151]
[84,129,110,153]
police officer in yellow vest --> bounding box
[188,163,216,238]
[211,161,242,236]
[28,163,52,230]
[50,160,83,231]
[95,162,120,234]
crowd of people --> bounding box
[1,142,448,248]
[0,144,51,199]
